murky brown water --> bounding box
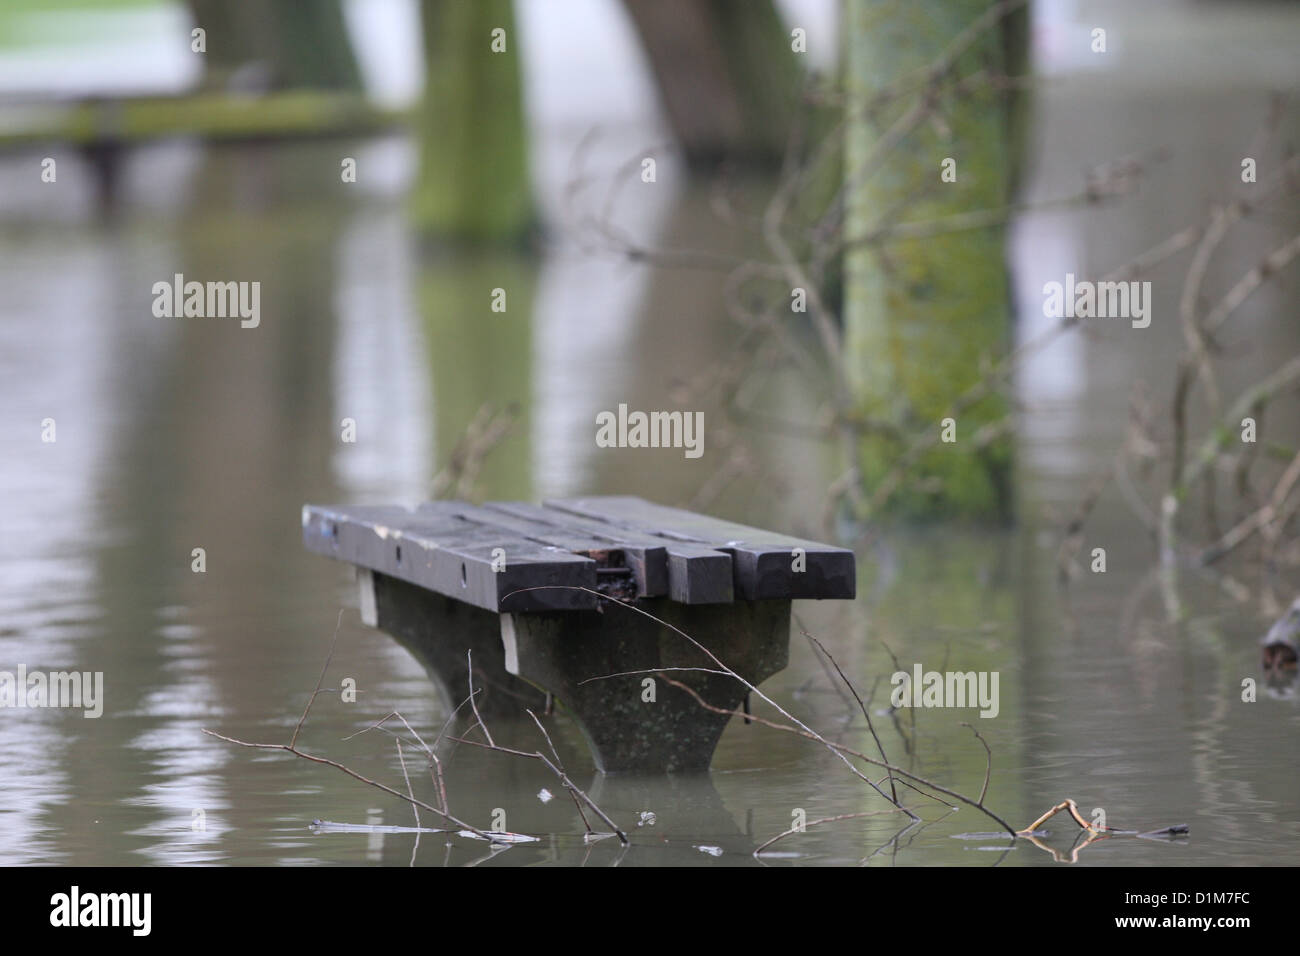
[0,0,1297,866]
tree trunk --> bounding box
[186,0,362,92]
[622,0,803,168]
[413,0,532,245]
[843,0,1025,520]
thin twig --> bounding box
[290,608,344,750]
[465,649,495,748]
[960,722,992,805]
[803,630,898,805]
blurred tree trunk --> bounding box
[842,0,1027,520]
[622,0,803,168]
[187,0,363,92]
[413,0,532,245]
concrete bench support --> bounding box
[501,599,791,773]
[364,570,548,714]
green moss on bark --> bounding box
[843,0,1021,521]
[413,0,533,245]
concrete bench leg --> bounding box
[500,599,791,773]
[364,570,548,715]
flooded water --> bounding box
[0,0,1298,866]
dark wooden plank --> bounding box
[482,501,739,604]
[418,501,669,599]
[543,496,855,601]
[425,501,732,604]
[418,501,609,553]
[485,501,733,604]
[303,504,597,612]
[661,543,734,604]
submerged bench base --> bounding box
[503,598,790,773]
[361,570,790,773]
[366,572,549,714]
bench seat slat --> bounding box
[543,496,855,601]
[417,501,670,599]
[302,504,597,612]
[481,501,734,604]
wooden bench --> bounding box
[302,497,855,773]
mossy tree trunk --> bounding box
[186,1,363,92]
[843,0,1026,520]
[622,0,804,168]
[414,0,532,245]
